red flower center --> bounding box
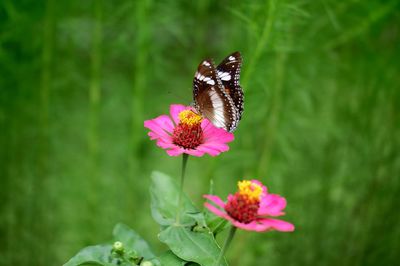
[224,180,263,224]
[172,110,204,149]
[224,193,260,224]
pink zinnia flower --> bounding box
[204,180,295,232]
[144,104,234,157]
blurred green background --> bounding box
[1,0,400,265]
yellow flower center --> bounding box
[238,180,263,202]
[178,110,203,126]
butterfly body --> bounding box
[193,52,244,132]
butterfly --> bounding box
[192,51,244,132]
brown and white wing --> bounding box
[216,51,244,131]
[193,59,238,132]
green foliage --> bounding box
[151,171,226,266]
[150,171,197,226]
[205,216,229,236]
[112,223,156,261]
[159,226,226,266]
[1,0,400,265]
[65,172,226,266]
[158,251,187,266]
[64,245,113,266]
[64,223,158,266]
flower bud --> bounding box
[112,241,124,253]
[141,261,153,266]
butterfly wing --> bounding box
[216,51,244,130]
[193,59,238,132]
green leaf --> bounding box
[148,258,162,266]
[63,245,114,266]
[186,212,208,233]
[206,215,229,236]
[150,171,198,226]
[186,212,207,228]
[64,224,157,266]
[158,250,187,266]
[159,225,227,266]
[112,223,155,259]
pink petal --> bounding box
[148,131,159,140]
[202,121,234,143]
[169,104,189,125]
[166,147,184,156]
[229,220,272,232]
[165,146,206,157]
[204,202,231,220]
[154,138,175,149]
[202,142,230,152]
[196,144,227,156]
[227,194,235,202]
[258,218,295,232]
[148,131,172,142]
[184,148,206,157]
[251,180,268,195]
[200,119,216,133]
[207,132,234,143]
[258,194,287,217]
[203,195,226,209]
[144,115,174,139]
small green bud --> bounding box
[141,261,153,266]
[113,241,124,253]
[192,224,207,232]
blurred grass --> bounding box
[1,0,400,265]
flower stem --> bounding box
[176,153,189,224]
[215,225,237,266]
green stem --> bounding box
[215,226,237,266]
[176,153,189,223]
